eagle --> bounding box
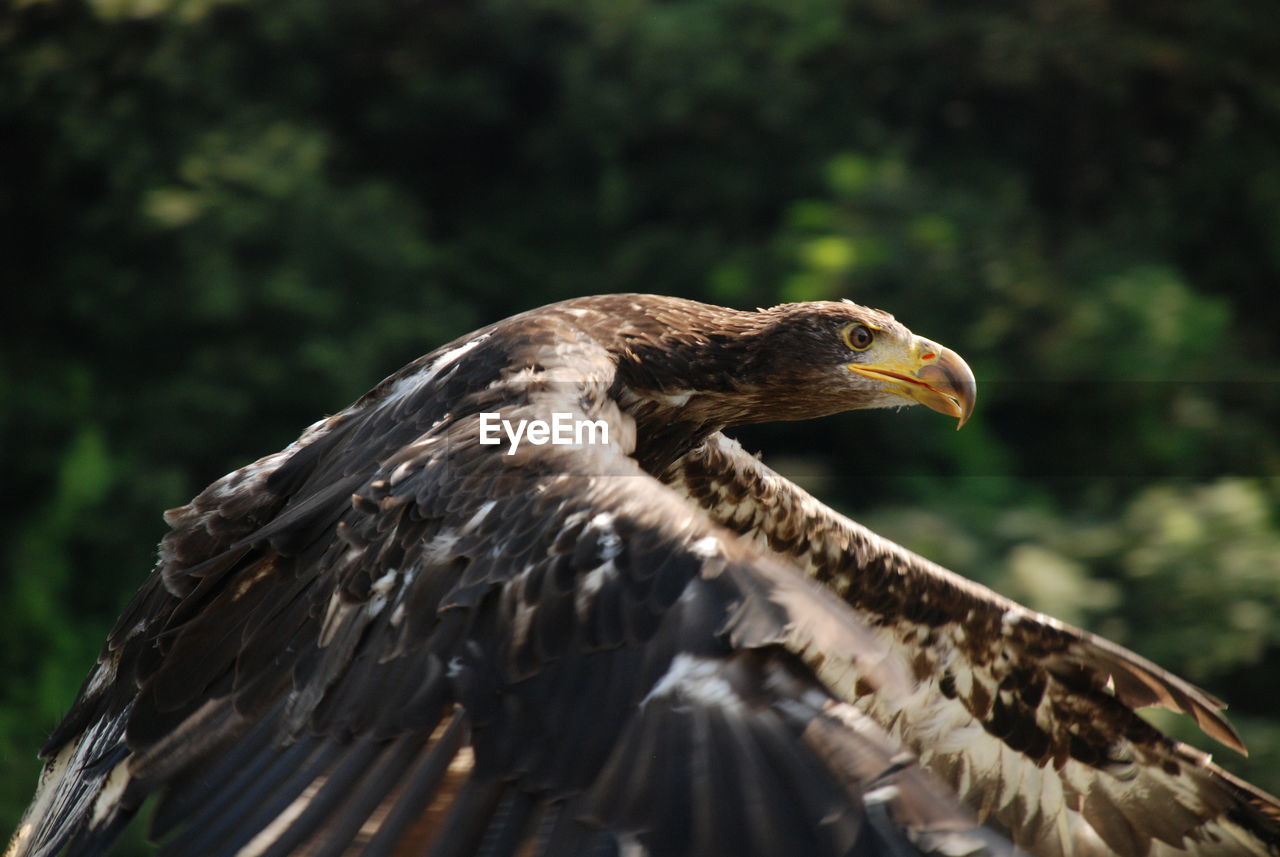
[9,294,1280,857]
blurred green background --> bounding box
[4,0,1280,841]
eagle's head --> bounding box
[736,300,977,428]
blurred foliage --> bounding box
[3,0,1280,841]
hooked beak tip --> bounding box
[915,346,977,429]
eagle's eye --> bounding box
[843,324,874,352]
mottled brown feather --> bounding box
[662,431,1280,856]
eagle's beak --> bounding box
[847,339,977,428]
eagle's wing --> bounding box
[661,432,1280,857]
[11,321,1001,857]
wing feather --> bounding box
[662,431,1280,857]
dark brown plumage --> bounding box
[8,294,1278,857]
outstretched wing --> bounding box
[11,316,1000,857]
[661,432,1280,857]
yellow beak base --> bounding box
[848,344,976,428]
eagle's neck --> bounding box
[603,302,780,472]
[546,294,847,473]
